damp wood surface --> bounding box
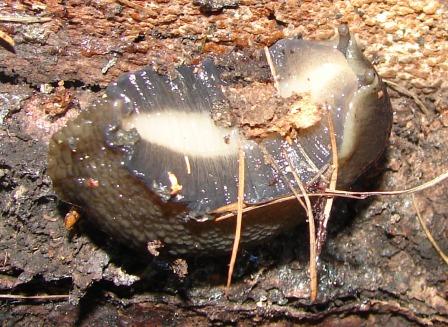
[0,0,447,326]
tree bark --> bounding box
[0,0,447,325]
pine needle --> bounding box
[0,294,69,301]
[384,79,431,115]
[328,171,448,197]
[265,46,280,92]
[0,15,51,24]
[215,170,448,222]
[282,150,318,302]
[258,145,318,301]
[318,114,338,255]
[297,143,321,174]
[226,146,245,290]
[412,194,448,265]
[259,145,306,211]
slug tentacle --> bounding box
[336,24,350,56]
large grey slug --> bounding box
[48,25,392,255]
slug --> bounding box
[48,25,392,255]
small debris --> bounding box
[39,83,54,94]
[101,57,118,75]
[184,155,191,175]
[42,81,75,117]
[85,178,99,188]
[317,114,338,256]
[193,0,239,13]
[256,295,267,307]
[64,209,80,230]
[171,258,188,278]
[441,111,448,128]
[107,128,140,148]
[147,240,164,256]
[168,171,183,195]
[116,0,157,18]
[280,149,317,302]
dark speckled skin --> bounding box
[48,26,392,255]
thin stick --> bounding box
[264,46,280,92]
[384,79,431,116]
[226,146,245,289]
[0,16,51,24]
[282,150,317,302]
[0,294,69,301]
[412,194,448,265]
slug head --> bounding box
[268,24,392,187]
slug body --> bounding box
[48,26,392,255]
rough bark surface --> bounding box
[0,0,447,326]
